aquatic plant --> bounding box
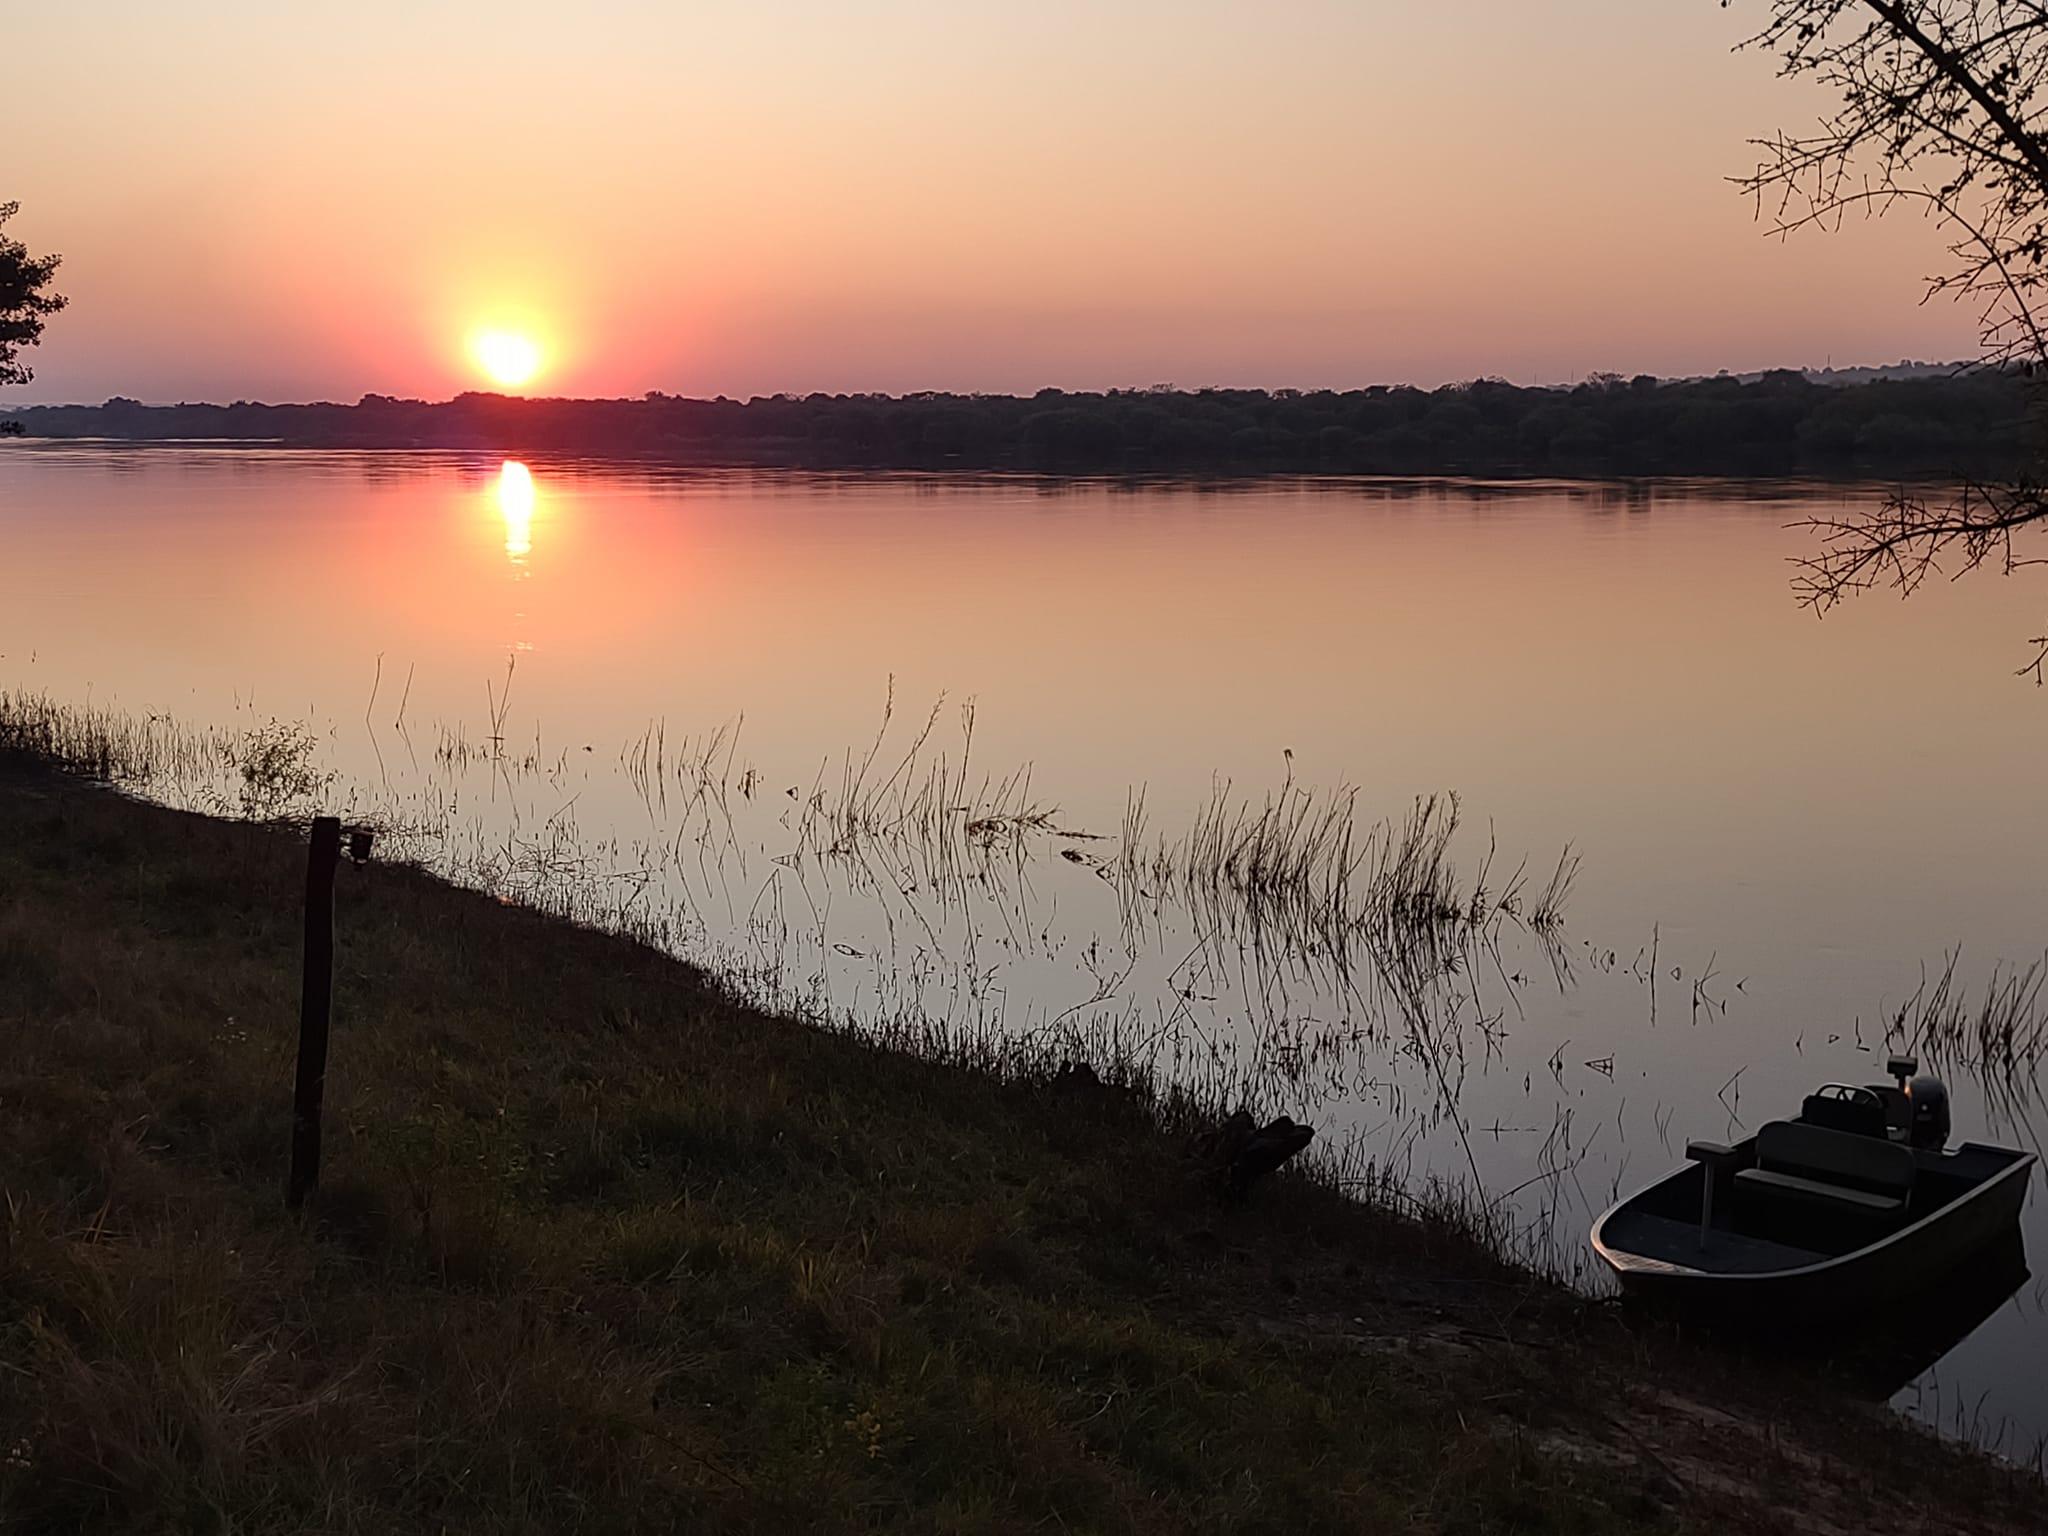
[0,680,1605,1287]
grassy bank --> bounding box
[0,756,2041,1533]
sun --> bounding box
[470,328,544,390]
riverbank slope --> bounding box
[0,756,2040,1532]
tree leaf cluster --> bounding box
[0,201,65,388]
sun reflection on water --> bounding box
[497,460,535,562]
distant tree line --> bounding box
[2,370,2036,478]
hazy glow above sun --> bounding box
[471,329,543,389]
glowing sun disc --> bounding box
[472,329,543,389]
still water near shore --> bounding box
[3,443,2045,1458]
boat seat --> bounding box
[1735,1167,1903,1211]
[1801,1086,1888,1138]
[1733,1120,1915,1213]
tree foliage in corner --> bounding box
[1,201,66,390]
[1739,2,2048,674]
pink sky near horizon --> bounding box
[2,2,1984,404]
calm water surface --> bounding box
[3,444,2044,1457]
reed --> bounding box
[0,688,333,822]
[0,681,1590,1278]
[14,765,2033,1533]
[1885,949,2048,1115]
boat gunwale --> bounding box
[1590,1139,2037,1284]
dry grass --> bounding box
[0,757,2042,1534]
[1886,949,2048,1097]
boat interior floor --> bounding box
[1607,1211,1828,1274]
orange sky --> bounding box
[3,2,1982,403]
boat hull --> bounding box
[1592,1140,2035,1320]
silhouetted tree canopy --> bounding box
[0,202,65,389]
[0,371,2026,478]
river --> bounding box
[3,442,2043,1459]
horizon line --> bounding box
[0,357,1984,413]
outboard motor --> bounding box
[1908,1075,1951,1151]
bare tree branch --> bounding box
[1740,2,2048,666]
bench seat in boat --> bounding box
[1732,1121,1915,1213]
[1734,1167,1904,1211]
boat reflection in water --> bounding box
[1843,1233,2030,1402]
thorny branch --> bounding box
[1739,3,2048,655]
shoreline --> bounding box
[0,432,1977,492]
[1,750,2042,1531]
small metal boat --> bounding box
[1592,1057,2035,1317]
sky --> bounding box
[1,1,1987,403]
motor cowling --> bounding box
[1908,1075,1951,1151]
